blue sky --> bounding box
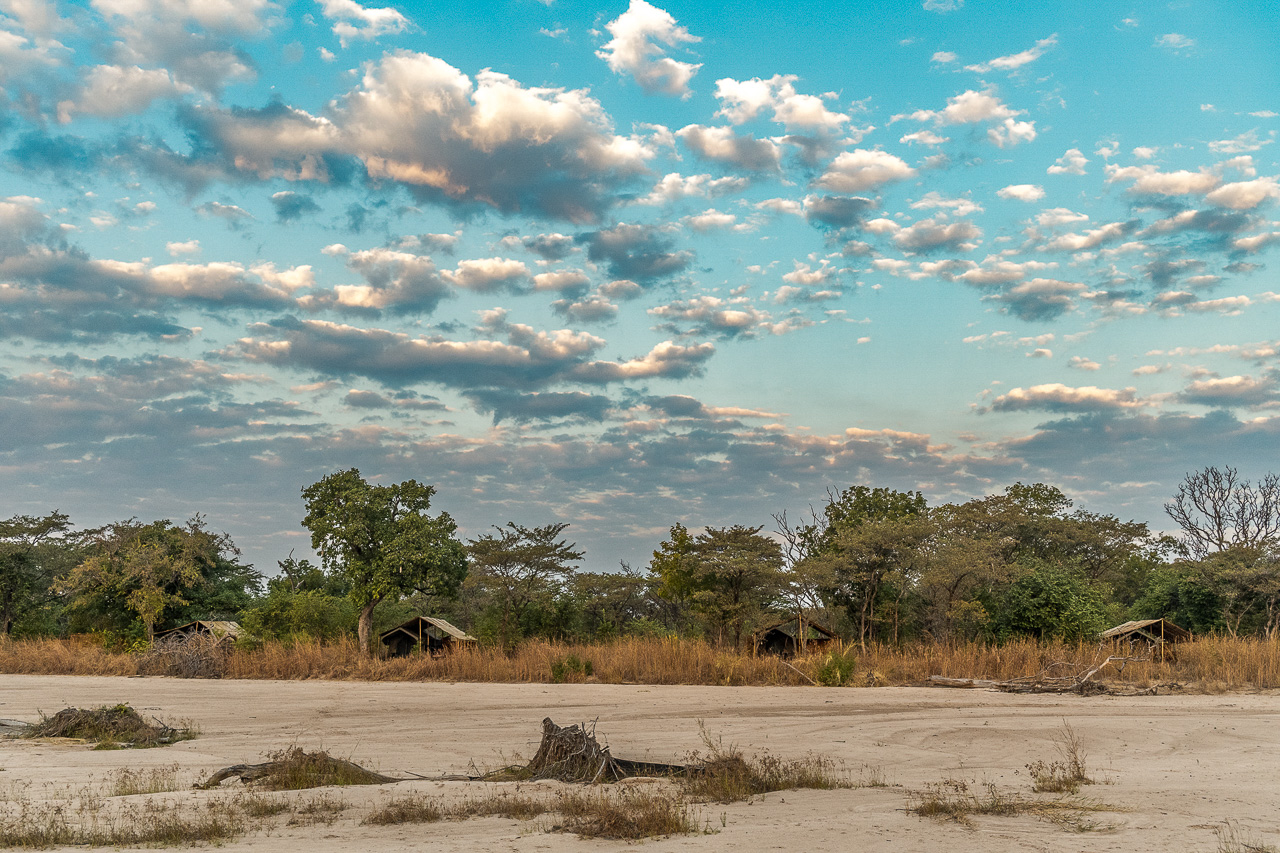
[1,0,1278,572]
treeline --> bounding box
[3,466,1279,651]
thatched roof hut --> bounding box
[153,620,242,644]
[753,616,837,657]
[380,616,477,657]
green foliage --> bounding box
[995,560,1107,642]
[57,517,255,641]
[0,511,81,637]
[650,525,784,648]
[550,653,594,682]
[301,468,468,652]
[813,648,858,686]
[465,521,583,648]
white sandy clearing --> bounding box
[1,675,1278,852]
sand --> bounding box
[1,674,1277,851]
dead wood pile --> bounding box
[138,635,228,679]
[485,717,687,783]
[198,746,399,790]
[929,652,1158,695]
[25,704,184,746]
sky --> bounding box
[1,0,1279,574]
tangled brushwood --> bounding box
[23,705,195,748]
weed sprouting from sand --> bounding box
[909,777,1116,831]
[284,792,347,826]
[362,788,694,840]
[553,788,698,839]
[364,790,550,826]
[0,797,244,848]
[1026,721,1093,793]
[24,705,196,749]
[1216,820,1278,853]
[680,721,851,803]
[105,764,182,797]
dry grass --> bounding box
[1216,820,1278,853]
[105,764,182,797]
[909,778,1116,831]
[363,791,550,826]
[246,747,394,791]
[0,797,244,848]
[1026,722,1093,793]
[681,722,852,803]
[4,635,1280,690]
[554,788,698,839]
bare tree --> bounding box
[1164,466,1280,558]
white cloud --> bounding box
[1069,356,1101,371]
[997,184,1045,201]
[987,116,1037,148]
[902,88,1020,125]
[714,75,848,130]
[166,239,200,256]
[635,172,748,205]
[911,191,982,216]
[677,125,782,171]
[1044,221,1134,251]
[1047,148,1088,175]
[931,51,957,64]
[899,130,949,146]
[1104,163,1221,195]
[683,208,737,231]
[596,0,701,97]
[815,149,916,192]
[442,257,529,291]
[56,64,193,122]
[923,0,963,11]
[1036,207,1088,226]
[894,217,982,252]
[990,383,1142,412]
[317,0,409,48]
[1209,130,1275,154]
[1205,177,1280,210]
[964,34,1057,73]
[1155,33,1195,52]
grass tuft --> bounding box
[105,764,182,797]
[255,747,392,791]
[681,721,850,803]
[1027,721,1093,793]
[1216,820,1278,853]
[909,778,1116,831]
[554,788,698,839]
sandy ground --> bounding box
[1,675,1278,852]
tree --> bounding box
[0,511,79,636]
[1165,466,1280,559]
[805,487,930,647]
[239,555,356,642]
[301,469,468,654]
[995,559,1108,642]
[650,524,784,648]
[465,522,583,647]
[57,517,249,641]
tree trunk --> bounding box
[357,598,381,656]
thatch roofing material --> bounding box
[379,615,477,644]
[153,620,241,641]
[1100,618,1192,643]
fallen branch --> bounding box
[198,747,400,790]
[930,649,1153,696]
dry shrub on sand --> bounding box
[24,705,195,748]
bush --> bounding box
[813,648,857,686]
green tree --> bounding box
[301,469,468,654]
[0,511,80,636]
[651,524,783,648]
[995,560,1108,642]
[57,517,250,641]
[805,487,930,647]
[239,556,356,642]
[465,522,583,648]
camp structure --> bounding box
[753,616,837,657]
[1100,618,1192,660]
[380,616,478,657]
[153,620,242,644]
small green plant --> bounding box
[285,792,347,826]
[813,648,857,686]
[550,654,594,683]
[1216,820,1278,853]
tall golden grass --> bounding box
[2,635,1278,690]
